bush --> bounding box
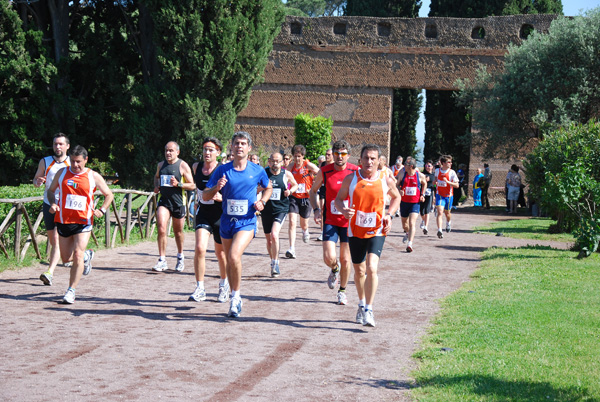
[294,113,333,162]
[525,120,600,255]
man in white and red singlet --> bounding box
[47,145,114,304]
[397,157,427,252]
[335,144,400,328]
[33,134,72,286]
[434,155,460,239]
[309,140,358,305]
[285,144,319,259]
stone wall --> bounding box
[236,14,557,163]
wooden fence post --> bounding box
[14,203,23,261]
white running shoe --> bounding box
[302,231,310,243]
[446,223,452,233]
[402,233,408,244]
[420,221,425,230]
[285,249,296,259]
[61,288,75,304]
[152,259,168,272]
[189,286,206,302]
[337,291,347,305]
[175,258,185,272]
[228,297,243,318]
[437,230,444,239]
[83,249,94,276]
[356,305,365,325]
[218,281,230,303]
[363,309,376,327]
[327,264,340,289]
[271,261,280,278]
[423,227,428,235]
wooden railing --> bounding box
[0,189,197,262]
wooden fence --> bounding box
[0,189,197,262]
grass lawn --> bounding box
[473,217,575,243]
[411,246,600,401]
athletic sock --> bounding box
[177,253,184,259]
[158,256,165,262]
[231,290,240,299]
[339,287,346,292]
[359,299,366,307]
[219,278,227,287]
[365,304,373,311]
[196,281,204,289]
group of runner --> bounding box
[33,132,460,327]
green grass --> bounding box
[473,217,575,243]
[411,247,600,402]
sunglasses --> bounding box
[333,151,348,157]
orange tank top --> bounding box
[436,169,454,197]
[55,168,96,225]
[348,170,388,238]
[291,160,314,199]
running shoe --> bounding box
[83,249,94,276]
[406,245,413,253]
[317,234,323,241]
[363,309,376,327]
[61,288,75,304]
[394,210,400,218]
[356,305,365,324]
[189,286,206,302]
[64,261,73,267]
[175,258,185,272]
[302,231,310,243]
[327,264,340,289]
[285,249,296,259]
[423,227,428,235]
[40,271,53,286]
[152,259,168,272]
[271,261,280,278]
[437,230,444,239]
[420,221,425,230]
[218,281,230,303]
[337,291,347,305]
[446,223,452,233]
[228,296,243,318]
[402,233,408,244]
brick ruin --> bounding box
[236,14,558,189]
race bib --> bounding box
[296,183,306,194]
[65,194,86,211]
[405,187,417,196]
[270,188,281,200]
[356,210,377,228]
[160,174,174,187]
[330,199,348,215]
[198,190,214,205]
[437,180,447,187]
[227,199,248,216]
[425,188,432,196]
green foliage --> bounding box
[294,113,333,163]
[0,2,58,186]
[457,9,600,158]
[524,120,600,255]
[283,0,345,16]
[345,0,421,17]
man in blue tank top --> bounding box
[204,132,272,318]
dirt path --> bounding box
[0,210,569,401]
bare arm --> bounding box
[33,159,46,187]
[172,161,196,191]
[285,171,298,197]
[153,162,163,193]
[383,176,401,234]
[307,161,320,175]
[335,174,354,221]
[47,168,65,214]
[92,172,114,218]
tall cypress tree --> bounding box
[345,0,423,163]
[425,0,563,165]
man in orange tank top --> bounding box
[47,145,114,304]
[335,144,400,328]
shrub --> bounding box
[294,113,333,162]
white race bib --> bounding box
[356,210,377,228]
[330,199,348,215]
[405,187,417,196]
[160,175,174,187]
[437,180,447,187]
[227,199,248,216]
[65,194,86,211]
[296,183,306,194]
[198,190,214,205]
[270,188,281,200]
[425,188,432,196]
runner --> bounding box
[203,131,272,317]
[189,137,229,303]
[152,141,195,272]
[46,145,114,304]
[316,148,333,241]
[434,155,460,239]
[335,144,400,327]
[33,134,75,286]
[397,157,427,252]
[419,160,436,235]
[391,156,404,178]
[309,140,358,304]
[261,152,298,277]
[285,145,319,259]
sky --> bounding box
[413,0,600,161]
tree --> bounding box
[345,0,422,162]
[0,2,58,185]
[283,0,345,17]
[294,113,333,162]
[457,9,600,158]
